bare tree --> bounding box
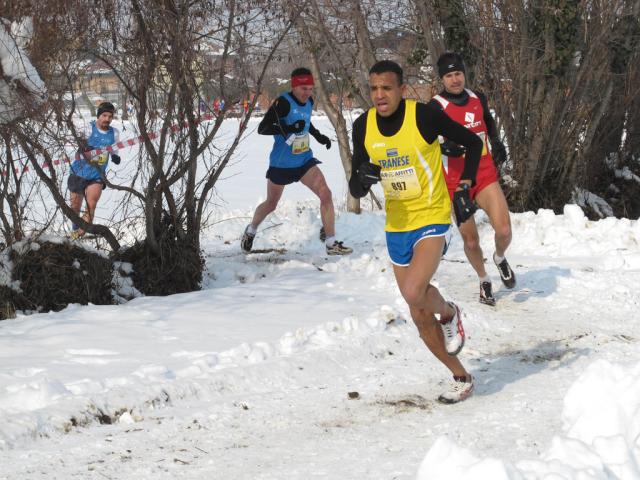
[1,0,296,293]
[412,0,640,216]
[0,131,27,244]
[0,10,52,246]
[291,0,396,213]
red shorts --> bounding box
[445,155,498,200]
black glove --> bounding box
[316,133,331,150]
[440,139,466,157]
[453,183,478,226]
[111,154,121,165]
[282,119,305,135]
[357,162,381,187]
[490,137,507,164]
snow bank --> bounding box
[0,17,47,123]
[503,205,640,270]
[417,360,640,479]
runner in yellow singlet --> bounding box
[349,60,482,404]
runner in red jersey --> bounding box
[428,52,516,306]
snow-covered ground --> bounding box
[1,117,640,479]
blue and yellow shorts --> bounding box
[386,224,451,266]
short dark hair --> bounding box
[96,101,115,117]
[291,67,312,77]
[369,60,403,85]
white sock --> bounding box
[479,275,490,284]
[247,224,257,235]
[325,236,336,246]
[493,252,505,264]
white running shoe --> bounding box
[326,240,353,255]
[438,375,475,404]
[439,302,465,356]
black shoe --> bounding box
[319,226,326,242]
[241,225,255,253]
[494,254,516,289]
[479,281,496,306]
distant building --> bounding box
[73,59,121,106]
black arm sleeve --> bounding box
[426,98,443,113]
[348,114,371,198]
[476,91,499,140]
[309,123,323,142]
[419,103,482,184]
[257,96,291,136]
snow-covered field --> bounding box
[1,117,639,479]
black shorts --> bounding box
[266,158,321,185]
[68,174,104,194]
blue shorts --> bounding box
[386,224,451,266]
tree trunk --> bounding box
[297,16,361,213]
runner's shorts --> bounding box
[446,155,498,200]
[386,224,451,266]
[266,158,321,185]
[67,174,104,194]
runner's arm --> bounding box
[426,98,466,158]
[257,96,291,136]
[348,114,373,198]
[74,121,94,159]
[477,91,507,163]
[418,103,482,186]
[110,127,121,164]
[308,123,322,140]
[477,91,499,140]
[309,123,331,149]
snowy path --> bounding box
[1,204,639,479]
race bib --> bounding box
[91,152,109,166]
[380,167,422,200]
[478,132,488,156]
[291,134,310,155]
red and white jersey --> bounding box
[432,89,496,199]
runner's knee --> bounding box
[401,282,425,307]
[262,198,279,213]
[85,193,101,208]
[461,232,481,252]
[317,185,332,204]
[494,222,512,243]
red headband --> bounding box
[291,74,314,87]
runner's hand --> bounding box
[283,120,305,134]
[440,139,466,157]
[316,133,331,150]
[358,162,381,187]
[453,184,477,226]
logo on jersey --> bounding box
[372,142,386,148]
[464,111,481,128]
[380,148,410,168]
